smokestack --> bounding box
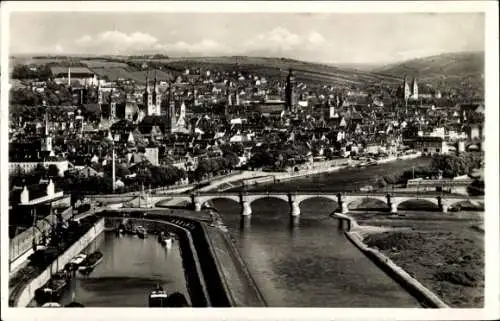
[68,67,71,87]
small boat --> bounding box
[136,226,148,239]
[148,284,168,307]
[67,253,87,270]
[116,223,126,235]
[34,273,70,305]
[366,160,378,166]
[124,223,136,235]
[42,302,62,308]
[79,251,103,274]
[159,233,173,248]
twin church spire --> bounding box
[143,69,161,116]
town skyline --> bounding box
[9,12,484,65]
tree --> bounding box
[223,151,239,169]
[431,153,479,178]
[47,164,60,178]
[323,148,334,160]
[248,150,274,169]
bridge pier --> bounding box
[390,202,398,214]
[240,216,251,230]
[437,196,449,213]
[338,218,351,231]
[241,201,252,217]
[290,201,300,217]
[340,202,349,214]
[289,215,300,228]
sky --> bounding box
[8,12,485,65]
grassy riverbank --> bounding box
[352,211,484,308]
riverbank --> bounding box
[222,153,423,192]
[345,211,484,308]
[9,216,105,307]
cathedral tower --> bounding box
[403,76,411,101]
[411,77,419,100]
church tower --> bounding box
[403,76,411,101]
[285,68,297,112]
[411,77,419,100]
[167,83,177,133]
[144,70,154,115]
[41,105,53,153]
[225,81,231,119]
[150,71,162,116]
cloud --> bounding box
[55,44,64,53]
[68,29,328,57]
[72,30,230,55]
[75,31,160,54]
[158,39,231,54]
[308,31,326,45]
[242,27,329,55]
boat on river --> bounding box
[66,253,87,271]
[42,302,62,307]
[115,223,125,235]
[158,232,173,248]
[136,225,148,239]
[78,251,103,274]
[34,271,70,305]
[148,284,168,307]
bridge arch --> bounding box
[296,194,338,206]
[154,195,192,207]
[345,196,389,211]
[247,195,290,217]
[197,195,241,207]
[395,197,440,211]
[447,199,483,211]
[247,194,289,205]
[296,195,339,216]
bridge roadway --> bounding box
[92,190,484,221]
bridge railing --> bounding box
[159,190,483,200]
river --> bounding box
[210,157,434,307]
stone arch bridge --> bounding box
[131,191,483,218]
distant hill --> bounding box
[9,52,484,92]
[372,51,484,81]
[137,56,402,87]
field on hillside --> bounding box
[373,52,484,89]
[9,53,483,91]
[90,66,173,84]
[80,59,130,68]
[145,56,402,86]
